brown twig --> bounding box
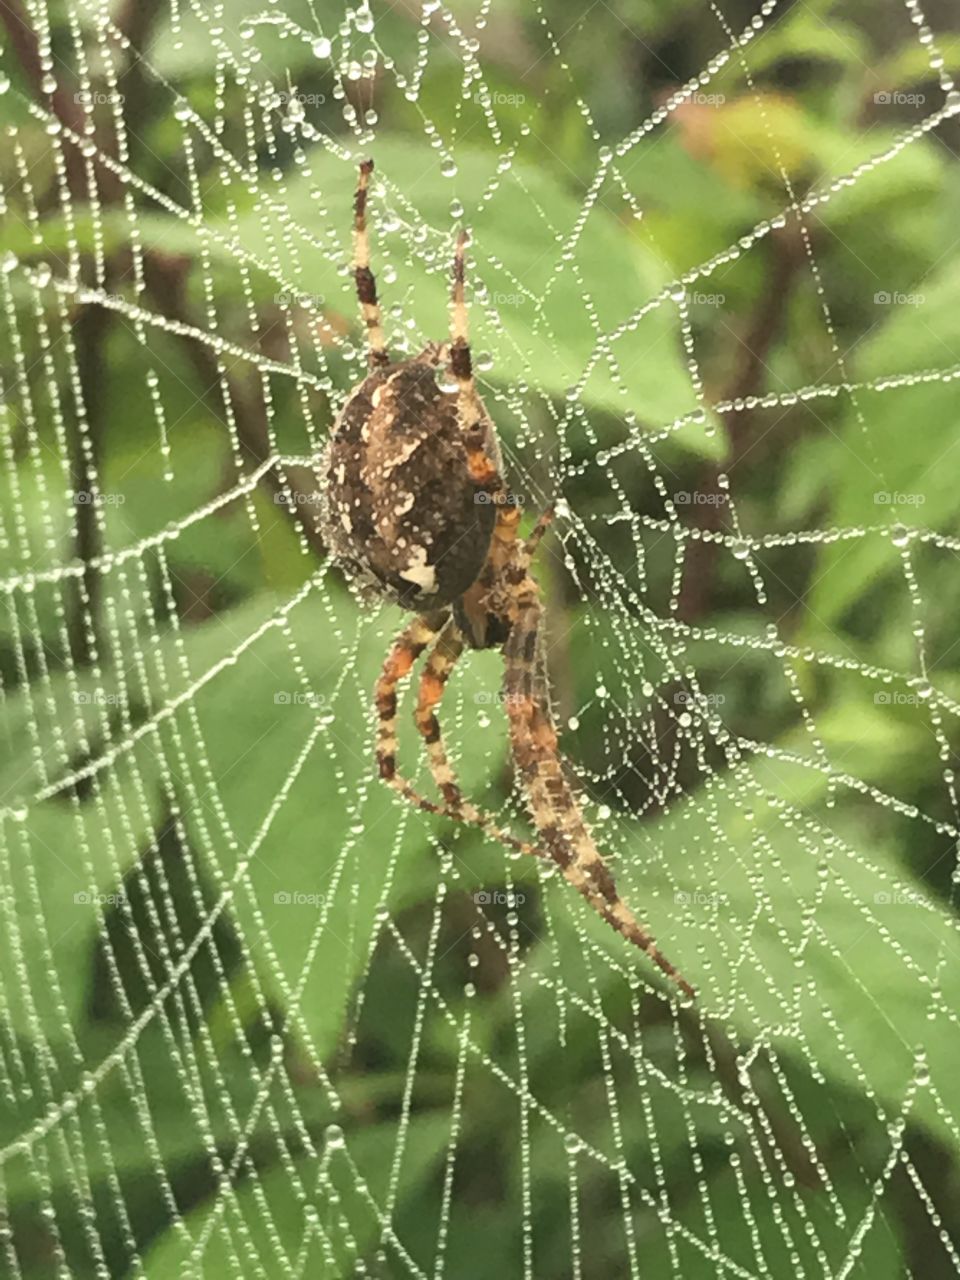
[1,0,165,666]
[142,254,328,562]
[676,222,806,622]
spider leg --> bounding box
[353,159,389,368]
[414,621,468,811]
[376,615,548,863]
[449,229,503,495]
[523,504,556,561]
[503,593,696,1000]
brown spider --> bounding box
[320,160,694,1000]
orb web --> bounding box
[1,0,960,1275]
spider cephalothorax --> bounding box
[320,160,695,1000]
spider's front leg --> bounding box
[375,613,445,790]
[414,621,467,812]
[503,591,696,999]
[376,615,547,862]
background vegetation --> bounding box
[2,0,960,1274]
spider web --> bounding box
[1,0,960,1275]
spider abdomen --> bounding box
[321,358,497,611]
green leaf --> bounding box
[599,748,960,1149]
[141,1112,452,1276]
[135,137,722,458]
[804,253,960,630]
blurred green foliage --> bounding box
[2,0,960,1275]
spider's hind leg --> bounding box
[522,504,556,562]
[448,230,503,496]
[353,159,389,368]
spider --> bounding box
[320,160,695,1000]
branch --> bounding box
[0,0,165,664]
[676,222,806,623]
[143,254,328,563]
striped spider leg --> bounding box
[501,533,697,1000]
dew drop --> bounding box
[324,1124,345,1149]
